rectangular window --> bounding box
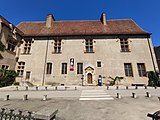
[62,63,67,74]
[53,40,61,53]
[85,39,93,53]
[137,63,146,77]
[120,38,130,52]
[17,62,25,76]
[77,63,83,74]
[97,61,101,68]
[7,40,16,52]
[1,65,9,70]
[26,71,31,79]
[124,63,133,77]
[23,40,32,54]
[46,63,52,74]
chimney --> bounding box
[100,12,107,25]
[46,14,55,28]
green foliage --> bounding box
[0,68,18,87]
[108,76,124,85]
[148,71,159,86]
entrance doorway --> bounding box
[26,71,31,80]
[87,73,92,84]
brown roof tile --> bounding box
[17,19,150,37]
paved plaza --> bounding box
[0,86,160,120]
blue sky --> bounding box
[0,0,160,46]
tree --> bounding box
[108,76,124,85]
[148,71,159,86]
[0,40,5,59]
[0,68,18,87]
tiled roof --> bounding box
[17,19,150,37]
[0,15,24,36]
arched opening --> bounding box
[87,73,92,84]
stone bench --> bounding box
[34,107,58,120]
[0,107,58,120]
[147,110,160,120]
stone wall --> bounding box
[16,36,158,86]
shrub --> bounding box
[0,69,18,87]
[148,71,159,86]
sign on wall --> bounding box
[70,58,74,71]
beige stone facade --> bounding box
[16,36,158,86]
[0,16,23,70]
[1,13,158,86]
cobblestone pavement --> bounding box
[0,86,159,120]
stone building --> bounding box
[154,46,160,73]
[0,16,23,70]
[15,13,158,86]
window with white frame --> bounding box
[77,63,83,74]
[17,62,25,76]
[137,63,146,77]
[26,71,31,79]
[85,39,93,53]
[23,40,32,54]
[62,63,67,74]
[46,63,52,74]
[124,63,133,77]
[97,61,102,68]
[1,65,9,70]
[53,40,61,53]
[120,38,130,52]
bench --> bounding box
[34,107,58,120]
[0,107,58,120]
[147,110,160,120]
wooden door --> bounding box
[87,73,92,84]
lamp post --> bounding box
[81,75,84,86]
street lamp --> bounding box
[81,74,84,86]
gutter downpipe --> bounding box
[147,36,156,72]
[42,37,49,86]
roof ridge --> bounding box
[18,19,134,23]
[17,19,138,25]
[107,18,133,21]
[55,20,99,22]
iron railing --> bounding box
[0,108,35,120]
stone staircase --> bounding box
[21,81,34,87]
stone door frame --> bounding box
[84,66,95,85]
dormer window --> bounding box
[17,61,25,76]
[53,40,61,54]
[120,38,130,52]
[23,40,32,54]
[85,39,94,53]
